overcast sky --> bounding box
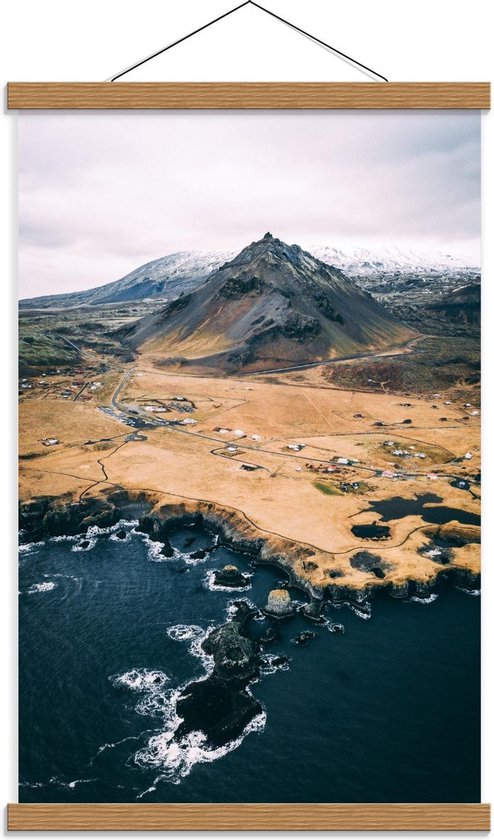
[18,110,480,298]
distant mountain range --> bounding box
[117,233,415,372]
[19,252,231,310]
[19,243,478,310]
[311,244,478,277]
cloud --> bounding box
[18,110,480,298]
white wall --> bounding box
[1,1,492,837]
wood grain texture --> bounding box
[7,803,491,831]
[7,82,491,110]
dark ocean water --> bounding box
[19,522,480,803]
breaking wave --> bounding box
[134,707,266,788]
[409,593,439,604]
[167,625,204,642]
[455,586,480,597]
[111,614,265,788]
[260,653,290,675]
[72,538,97,552]
[139,533,176,563]
[332,599,372,620]
[19,540,45,554]
[27,581,57,594]
[203,570,252,592]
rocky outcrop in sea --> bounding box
[264,588,294,618]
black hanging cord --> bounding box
[249,1,388,82]
[109,0,388,83]
[110,1,251,82]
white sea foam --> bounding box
[260,653,290,675]
[133,707,266,786]
[109,530,131,542]
[324,619,345,634]
[139,533,176,563]
[167,625,205,642]
[455,586,481,597]
[183,551,209,566]
[89,734,147,765]
[110,669,176,720]
[137,783,158,799]
[225,597,258,621]
[203,570,252,593]
[332,600,372,620]
[88,519,139,538]
[72,537,97,552]
[409,593,439,604]
[27,581,57,594]
[18,540,45,554]
[48,573,82,586]
[48,776,96,790]
[111,669,170,693]
[112,620,266,787]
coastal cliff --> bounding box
[19,487,480,597]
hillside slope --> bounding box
[119,233,415,372]
[19,251,230,310]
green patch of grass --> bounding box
[314,481,343,496]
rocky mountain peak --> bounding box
[225,233,307,274]
[119,233,414,372]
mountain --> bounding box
[19,251,231,310]
[19,243,479,312]
[118,233,415,372]
[312,244,478,277]
[424,282,480,328]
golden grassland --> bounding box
[19,358,480,593]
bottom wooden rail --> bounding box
[7,803,491,831]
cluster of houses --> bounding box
[383,441,427,460]
[333,456,359,466]
[339,481,362,493]
[143,404,169,413]
[20,371,104,402]
[305,463,341,475]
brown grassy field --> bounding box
[19,352,481,594]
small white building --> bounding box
[42,438,59,446]
[464,452,473,460]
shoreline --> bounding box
[19,488,480,600]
